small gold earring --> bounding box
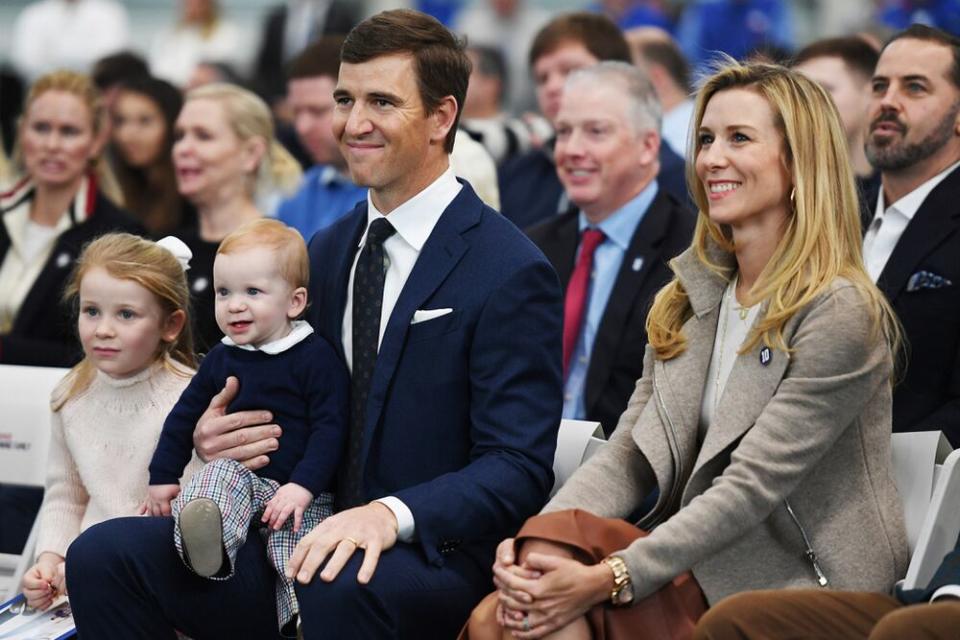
[789,187,796,208]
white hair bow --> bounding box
[156,236,192,272]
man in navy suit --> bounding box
[65,10,562,639]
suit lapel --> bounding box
[586,193,674,413]
[650,306,718,493]
[876,166,960,302]
[360,186,480,449]
[535,212,579,287]
[328,207,368,361]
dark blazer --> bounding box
[498,138,690,230]
[0,181,143,367]
[252,1,359,104]
[864,166,960,446]
[527,189,695,436]
[307,180,563,567]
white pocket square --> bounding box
[411,308,453,324]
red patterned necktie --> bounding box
[562,228,605,377]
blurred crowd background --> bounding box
[1,0,959,160]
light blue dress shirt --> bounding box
[277,165,368,242]
[563,181,658,420]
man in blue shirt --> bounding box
[278,35,367,241]
[527,60,694,436]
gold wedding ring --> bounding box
[344,536,362,548]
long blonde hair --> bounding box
[53,234,195,411]
[16,70,123,205]
[647,60,900,361]
[184,83,302,198]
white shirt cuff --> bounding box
[930,584,960,601]
[374,496,415,543]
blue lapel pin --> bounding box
[759,347,771,366]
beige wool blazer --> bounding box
[545,244,909,605]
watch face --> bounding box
[616,583,635,605]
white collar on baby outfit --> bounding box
[221,320,314,354]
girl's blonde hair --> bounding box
[647,60,901,361]
[53,233,195,411]
[16,70,123,205]
[184,83,302,198]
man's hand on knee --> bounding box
[286,502,399,586]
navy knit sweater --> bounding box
[149,333,349,496]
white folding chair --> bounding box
[890,431,954,554]
[901,447,960,590]
[551,419,606,495]
[0,364,70,602]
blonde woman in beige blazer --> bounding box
[468,61,909,640]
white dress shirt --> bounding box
[863,160,960,282]
[341,166,462,541]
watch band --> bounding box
[602,555,633,606]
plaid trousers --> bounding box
[172,458,333,630]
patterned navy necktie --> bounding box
[340,218,396,509]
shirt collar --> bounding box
[578,180,659,251]
[221,320,314,354]
[360,166,461,252]
[874,159,960,222]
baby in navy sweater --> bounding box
[146,219,348,631]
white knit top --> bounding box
[36,359,202,558]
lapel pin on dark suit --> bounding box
[906,270,953,292]
[759,347,772,366]
[55,252,71,269]
[631,257,644,272]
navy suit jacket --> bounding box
[307,181,563,566]
[863,166,960,446]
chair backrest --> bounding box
[890,431,953,554]
[901,448,960,590]
[0,364,70,601]
[552,419,606,495]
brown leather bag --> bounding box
[461,509,707,640]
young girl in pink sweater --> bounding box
[21,233,201,610]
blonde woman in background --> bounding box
[468,61,907,640]
[172,82,301,352]
[1,69,141,368]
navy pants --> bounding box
[66,516,491,639]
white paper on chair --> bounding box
[0,594,75,639]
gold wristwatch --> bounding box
[601,555,634,606]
